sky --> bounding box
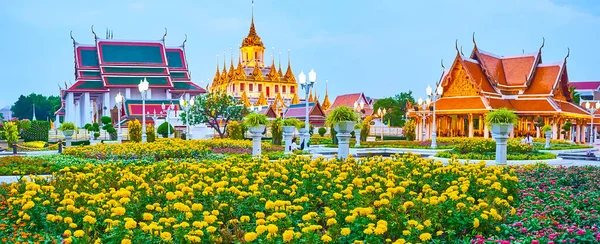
[1,0,600,108]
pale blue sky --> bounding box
[1,0,600,108]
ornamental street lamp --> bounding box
[180,95,195,140]
[377,108,387,140]
[414,97,432,142]
[585,101,600,145]
[138,78,150,143]
[298,69,316,150]
[161,102,175,138]
[150,109,159,136]
[115,92,124,143]
[426,84,443,148]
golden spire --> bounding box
[308,88,314,103]
[228,48,235,79]
[278,51,284,77]
[291,92,300,104]
[322,79,331,110]
[284,48,295,82]
[220,50,228,83]
[242,0,264,48]
[268,53,278,81]
[212,54,220,85]
[254,91,268,106]
[252,63,263,81]
[240,90,251,108]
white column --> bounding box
[147,89,152,100]
[66,92,75,123]
[126,88,131,99]
[83,92,91,125]
[415,119,421,141]
[468,114,474,138]
[552,120,558,139]
[166,89,172,100]
[75,101,80,127]
[484,124,489,139]
[103,92,111,117]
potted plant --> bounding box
[542,124,552,149]
[326,106,359,160]
[485,108,519,165]
[59,122,76,137]
[244,113,267,157]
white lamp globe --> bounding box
[298,71,306,84]
[426,85,432,96]
[308,69,317,83]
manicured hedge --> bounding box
[21,120,49,142]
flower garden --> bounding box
[0,138,599,243]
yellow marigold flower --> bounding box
[69,223,78,229]
[283,230,294,242]
[419,233,432,241]
[416,224,424,231]
[480,213,489,220]
[192,203,203,211]
[22,213,30,220]
[345,215,356,223]
[111,207,126,216]
[424,220,432,227]
[341,228,351,236]
[125,220,137,229]
[166,192,177,200]
[73,230,85,238]
[207,226,217,233]
[402,230,410,236]
[143,213,154,221]
[393,238,406,244]
[256,225,267,234]
[160,232,172,241]
[83,215,97,224]
[326,218,337,226]
[407,220,418,226]
[456,202,466,209]
[267,224,278,234]
[121,239,132,244]
[321,234,332,242]
[403,201,414,209]
[64,217,73,224]
[473,218,480,228]
[245,232,258,242]
[436,230,444,236]
[364,228,374,235]
[63,230,72,237]
[510,207,516,215]
[255,212,265,219]
[374,226,386,235]
[240,216,250,223]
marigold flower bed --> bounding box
[0,155,518,243]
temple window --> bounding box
[291,86,295,93]
[249,84,254,92]
[232,84,236,92]
[283,86,286,93]
[240,84,245,91]
[275,85,279,93]
[258,84,262,92]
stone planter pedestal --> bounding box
[283,126,296,154]
[62,130,74,147]
[354,129,361,147]
[491,123,513,165]
[298,128,308,151]
[335,121,356,160]
[544,131,552,149]
[249,125,266,157]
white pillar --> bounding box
[75,101,80,127]
[166,89,172,100]
[83,92,91,125]
[126,88,131,99]
[484,124,489,139]
[147,89,152,100]
[468,114,474,138]
[552,121,558,140]
[66,92,75,123]
[415,119,421,141]
[103,92,111,117]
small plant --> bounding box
[354,123,362,129]
[297,121,306,130]
[59,122,76,131]
[318,127,327,136]
[83,123,92,130]
[128,119,142,142]
[542,124,552,132]
[309,124,315,136]
[101,116,112,125]
[326,106,358,126]
[93,132,100,140]
[403,119,416,141]
[271,118,283,145]
[283,118,301,127]
[4,122,19,147]
[157,122,174,138]
[485,108,518,125]
[360,116,373,142]
[147,123,156,143]
[227,121,244,140]
[243,113,267,127]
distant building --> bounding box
[570,81,600,102]
[0,106,11,121]
[330,93,374,117]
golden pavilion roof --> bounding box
[242,18,264,48]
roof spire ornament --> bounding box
[69,30,76,44]
[472,32,477,47]
[162,28,168,42]
[284,48,295,82]
[278,51,284,77]
[564,47,570,63]
[322,80,331,110]
[182,34,188,48]
[91,25,97,40]
[455,39,460,56]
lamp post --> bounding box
[426,84,443,148]
[138,78,149,143]
[180,95,195,140]
[414,97,432,142]
[115,92,124,143]
[585,101,600,145]
[161,102,175,138]
[150,109,158,136]
[298,69,316,150]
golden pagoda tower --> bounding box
[291,92,300,104]
[210,2,298,106]
[240,91,251,107]
[308,88,314,103]
[322,80,331,111]
[254,91,268,106]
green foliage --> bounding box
[157,122,174,138]
[128,119,142,142]
[183,90,245,138]
[309,124,315,136]
[354,123,362,129]
[243,113,267,127]
[569,85,581,104]
[147,123,156,143]
[93,132,100,140]
[326,106,358,126]
[84,123,92,130]
[435,150,556,160]
[403,119,416,141]
[360,116,373,142]
[485,108,518,125]
[101,116,112,125]
[227,121,244,140]
[4,121,19,147]
[561,121,572,135]
[297,121,306,130]
[330,124,338,145]
[373,91,415,126]
[22,120,50,142]
[318,127,327,136]
[58,122,76,131]
[282,118,301,127]
[271,118,283,145]
[11,93,61,120]
[541,124,552,132]
[20,119,31,131]
[534,117,545,128]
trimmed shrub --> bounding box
[4,122,19,147]
[403,119,416,141]
[271,118,282,145]
[147,123,156,143]
[101,116,112,125]
[360,116,373,142]
[22,120,50,142]
[318,127,327,136]
[128,119,142,142]
[227,121,244,140]
[157,122,174,138]
[330,124,338,145]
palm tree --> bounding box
[569,86,581,104]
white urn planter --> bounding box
[544,131,552,149]
[491,123,513,165]
[283,126,296,154]
[62,130,74,147]
[354,129,361,147]
[249,125,266,157]
[334,121,356,160]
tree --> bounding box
[569,86,581,105]
[11,93,61,120]
[0,113,4,121]
[403,119,416,141]
[373,91,415,127]
[181,90,245,138]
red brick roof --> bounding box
[501,56,536,86]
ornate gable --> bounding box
[443,60,480,97]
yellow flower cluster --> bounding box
[4,154,518,243]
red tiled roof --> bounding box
[523,65,561,95]
[477,51,507,86]
[330,93,368,110]
[434,97,487,111]
[570,81,600,90]
[487,98,557,113]
[462,59,497,93]
[555,100,590,115]
[501,56,536,86]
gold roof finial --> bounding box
[213,54,220,84]
[284,48,295,82]
[278,51,284,77]
[322,79,331,110]
[242,0,263,48]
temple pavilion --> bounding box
[209,5,300,113]
[408,38,591,142]
[56,29,205,128]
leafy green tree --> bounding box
[271,118,283,145]
[373,91,415,127]
[157,122,174,138]
[11,93,61,120]
[569,86,581,104]
[181,90,245,138]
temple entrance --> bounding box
[266,87,270,97]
